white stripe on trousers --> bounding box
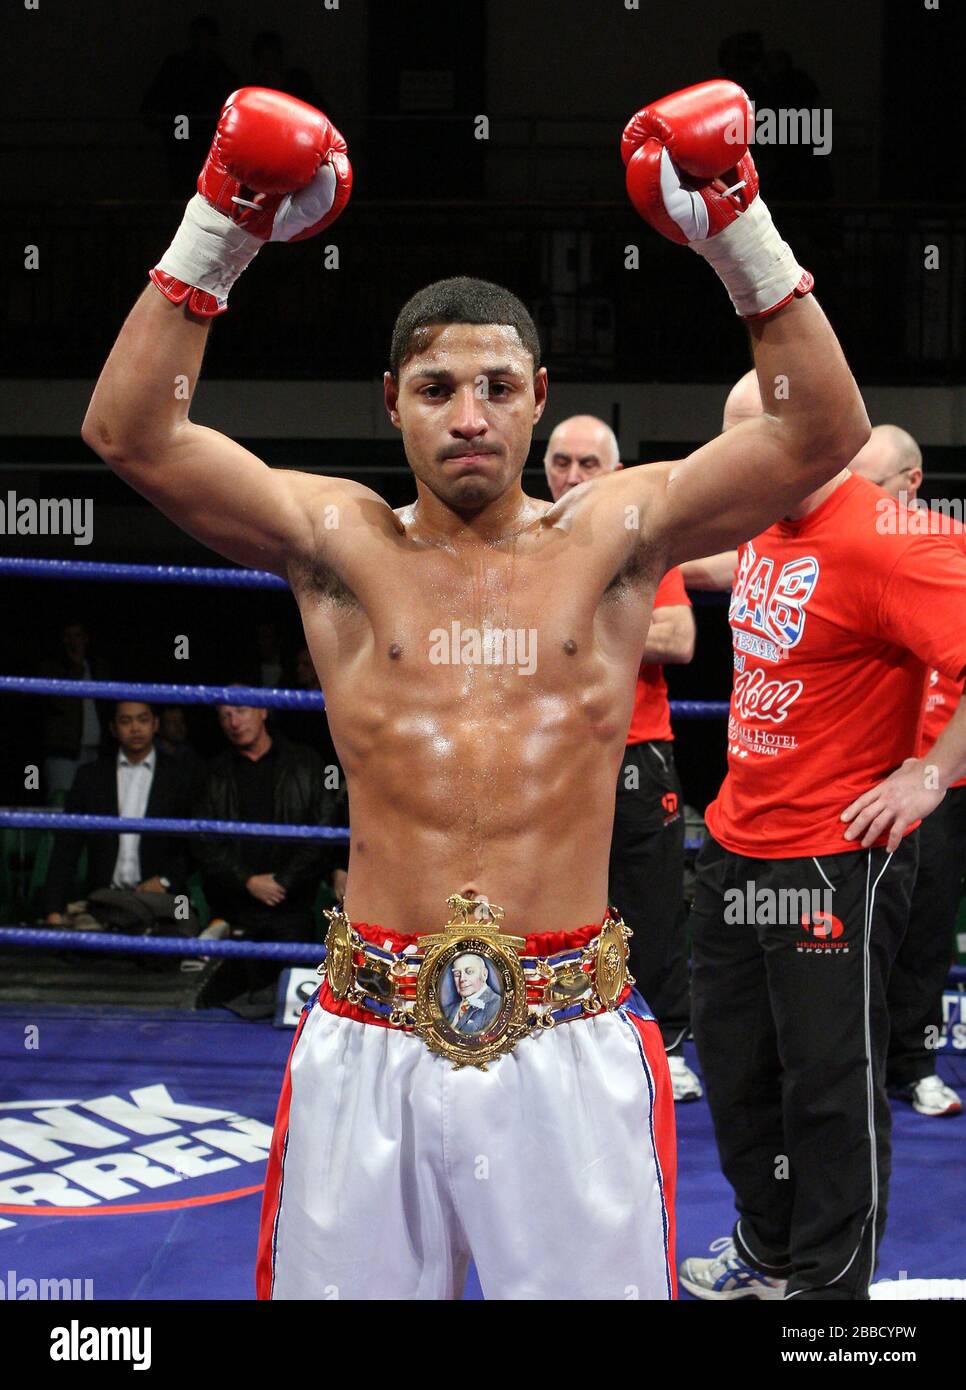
[786,847,893,1298]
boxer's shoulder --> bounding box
[289,473,404,551]
[288,471,392,516]
[286,475,397,606]
[544,462,668,541]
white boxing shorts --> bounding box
[256,919,677,1300]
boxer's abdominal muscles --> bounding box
[327,626,631,932]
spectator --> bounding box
[156,705,206,800]
[249,30,320,108]
[757,48,833,201]
[718,30,767,104]
[44,701,192,921]
[254,621,284,689]
[39,620,108,801]
[140,13,239,196]
[193,693,345,1015]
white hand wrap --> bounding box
[154,194,263,302]
[689,197,807,319]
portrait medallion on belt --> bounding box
[414,894,529,1070]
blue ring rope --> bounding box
[0,925,323,961]
[0,556,287,589]
[0,675,326,710]
[0,674,727,719]
[0,810,347,841]
[0,811,704,852]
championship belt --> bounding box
[322,894,632,1071]
[412,894,529,1070]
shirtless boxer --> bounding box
[82,82,870,1300]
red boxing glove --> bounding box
[621,80,812,320]
[151,87,353,317]
[197,87,352,239]
[621,81,759,243]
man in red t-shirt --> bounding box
[850,431,964,1117]
[545,416,701,1101]
[679,373,966,1302]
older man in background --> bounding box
[544,415,701,1100]
[850,429,963,1117]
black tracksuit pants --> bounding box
[887,785,966,1085]
[689,832,918,1300]
[609,740,691,1054]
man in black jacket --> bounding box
[44,701,193,919]
[194,697,345,947]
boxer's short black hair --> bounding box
[389,276,541,379]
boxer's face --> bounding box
[386,324,547,510]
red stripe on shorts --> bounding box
[624,1010,678,1299]
[255,1003,311,1300]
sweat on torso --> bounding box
[289,503,660,932]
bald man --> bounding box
[545,415,702,1101]
[679,370,966,1300]
[543,415,622,494]
[849,436,963,1118]
[849,426,923,503]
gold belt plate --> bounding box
[412,895,529,1070]
[594,914,630,1009]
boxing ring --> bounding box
[0,554,963,1300]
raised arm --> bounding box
[614,80,868,567]
[81,88,362,579]
[84,287,336,575]
[652,297,868,566]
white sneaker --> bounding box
[905,1075,963,1117]
[679,1237,788,1301]
[180,918,231,972]
[667,1055,703,1102]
